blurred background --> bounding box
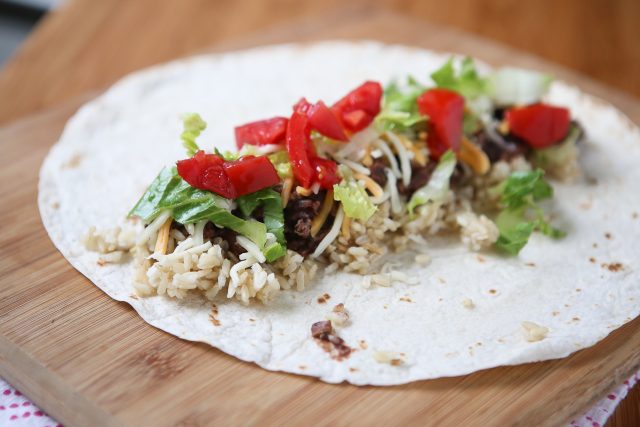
[1,0,638,126]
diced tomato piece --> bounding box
[417,88,465,159]
[177,151,280,198]
[234,117,288,149]
[505,103,570,148]
[331,81,383,132]
[177,151,237,199]
[223,156,280,197]
[286,109,315,188]
[341,109,369,131]
[311,157,340,189]
[307,101,348,141]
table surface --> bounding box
[0,1,638,426]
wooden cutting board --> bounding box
[1,10,639,427]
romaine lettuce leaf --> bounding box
[533,124,581,172]
[486,67,552,106]
[181,113,206,156]
[268,151,293,179]
[129,167,267,250]
[236,189,287,261]
[407,150,457,215]
[333,180,377,221]
[431,57,487,100]
[375,77,426,131]
[493,169,565,254]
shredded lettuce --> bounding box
[493,169,565,254]
[181,113,206,156]
[236,189,287,261]
[431,57,487,100]
[533,124,581,173]
[407,150,457,215]
[375,77,427,131]
[486,67,553,106]
[129,167,268,250]
[214,148,239,161]
[268,151,293,179]
[333,180,377,221]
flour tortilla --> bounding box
[38,41,640,385]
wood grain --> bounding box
[1,8,639,427]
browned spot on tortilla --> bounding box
[564,304,570,308]
[299,365,306,370]
[359,340,368,350]
[552,311,560,316]
[525,262,536,267]
[476,342,483,347]
[349,367,358,372]
[390,359,403,366]
[572,317,580,322]
[592,243,598,248]
[604,232,612,240]
[476,255,486,263]
[579,199,592,210]
[317,293,331,304]
[249,318,255,322]
[311,320,352,361]
[576,288,582,292]
[51,201,60,210]
[437,277,446,284]
[383,304,388,309]
[209,304,220,326]
[62,153,84,169]
[589,257,597,263]
[97,259,106,266]
[602,262,624,272]
[130,294,139,300]
[633,212,639,220]
[399,296,413,303]
[489,289,497,295]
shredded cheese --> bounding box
[281,178,293,207]
[310,189,334,237]
[341,215,351,240]
[154,217,173,255]
[498,120,509,135]
[312,205,345,258]
[399,134,427,167]
[373,139,401,179]
[296,186,313,196]
[385,132,412,187]
[458,137,490,175]
[354,173,384,199]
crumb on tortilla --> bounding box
[326,303,349,327]
[359,340,368,350]
[462,298,475,309]
[373,350,404,366]
[415,253,431,266]
[521,321,549,342]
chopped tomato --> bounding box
[505,103,570,148]
[311,157,340,189]
[417,88,465,159]
[177,151,279,198]
[223,156,280,196]
[286,109,315,188]
[331,81,383,132]
[307,101,348,141]
[177,151,236,199]
[234,117,288,149]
